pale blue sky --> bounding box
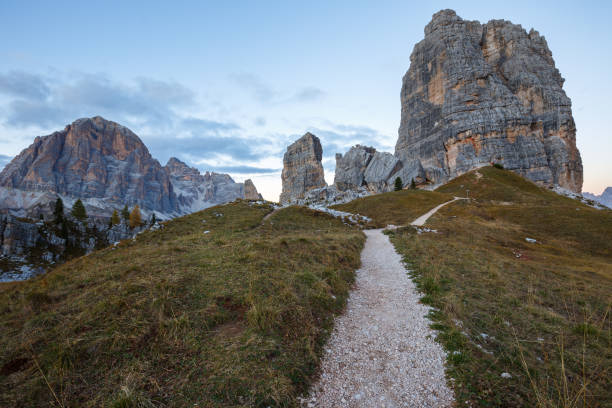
[0,1,610,200]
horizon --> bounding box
[1,1,611,199]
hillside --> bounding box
[344,166,612,406]
[0,201,364,407]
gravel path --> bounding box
[304,229,454,407]
[411,197,466,226]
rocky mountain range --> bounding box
[583,187,612,209]
[0,116,261,219]
[0,116,262,281]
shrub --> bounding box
[493,163,504,170]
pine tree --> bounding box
[71,199,87,222]
[394,177,403,191]
[411,178,416,189]
[129,205,142,228]
[110,210,120,227]
[150,213,157,226]
[53,197,64,224]
[121,205,130,223]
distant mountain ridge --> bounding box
[583,187,612,209]
[0,116,261,218]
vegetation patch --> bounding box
[389,167,612,407]
[332,188,453,228]
[0,201,364,407]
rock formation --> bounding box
[279,132,326,204]
[0,117,263,280]
[164,157,261,212]
[0,117,263,218]
[583,187,612,209]
[244,179,263,201]
[0,116,177,214]
[334,145,424,193]
[395,9,583,192]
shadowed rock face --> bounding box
[0,116,177,213]
[279,132,326,204]
[396,9,583,192]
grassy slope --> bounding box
[0,201,364,407]
[388,167,612,407]
[332,188,453,228]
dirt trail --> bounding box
[304,228,454,407]
[410,197,467,226]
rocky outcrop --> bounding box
[0,116,178,214]
[0,117,263,219]
[244,179,263,201]
[280,132,326,204]
[583,187,612,209]
[164,157,262,212]
[334,145,424,193]
[395,9,583,192]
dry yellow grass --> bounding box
[0,201,364,407]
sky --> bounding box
[0,0,610,200]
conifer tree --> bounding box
[150,213,157,226]
[121,205,130,223]
[129,205,142,228]
[411,178,416,189]
[110,210,120,227]
[71,199,87,222]
[53,197,64,224]
[394,177,403,191]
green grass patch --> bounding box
[0,201,364,407]
[389,167,612,407]
[332,188,453,228]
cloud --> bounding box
[293,86,326,102]
[1,71,195,129]
[203,165,280,174]
[0,71,51,100]
[230,72,325,104]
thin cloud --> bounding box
[0,71,51,100]
[230,72,325,104]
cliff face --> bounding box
[0,117,263,218]
[334,145,424,193]
[396,9,583,192]
[165,157,262,212]
[279,133,326,204]
[0,116,177,214]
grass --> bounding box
[332,188,453,228]
[0,201,364,407]
[386,167,612,407]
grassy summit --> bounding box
[384,167,610,407]
[0,202,364,407]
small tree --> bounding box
[129,205,142,228]
[110,210,120,227]
[410,178,416,189]
[121,204,130,223]
[53,197,64,224]
[71,199,87,222]
[394,177,403,191]
[150,213,157,226]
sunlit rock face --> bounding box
[0,116,178,214]
[0,117,263,218]
[279,132,326,204]
[396,9,583,192]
